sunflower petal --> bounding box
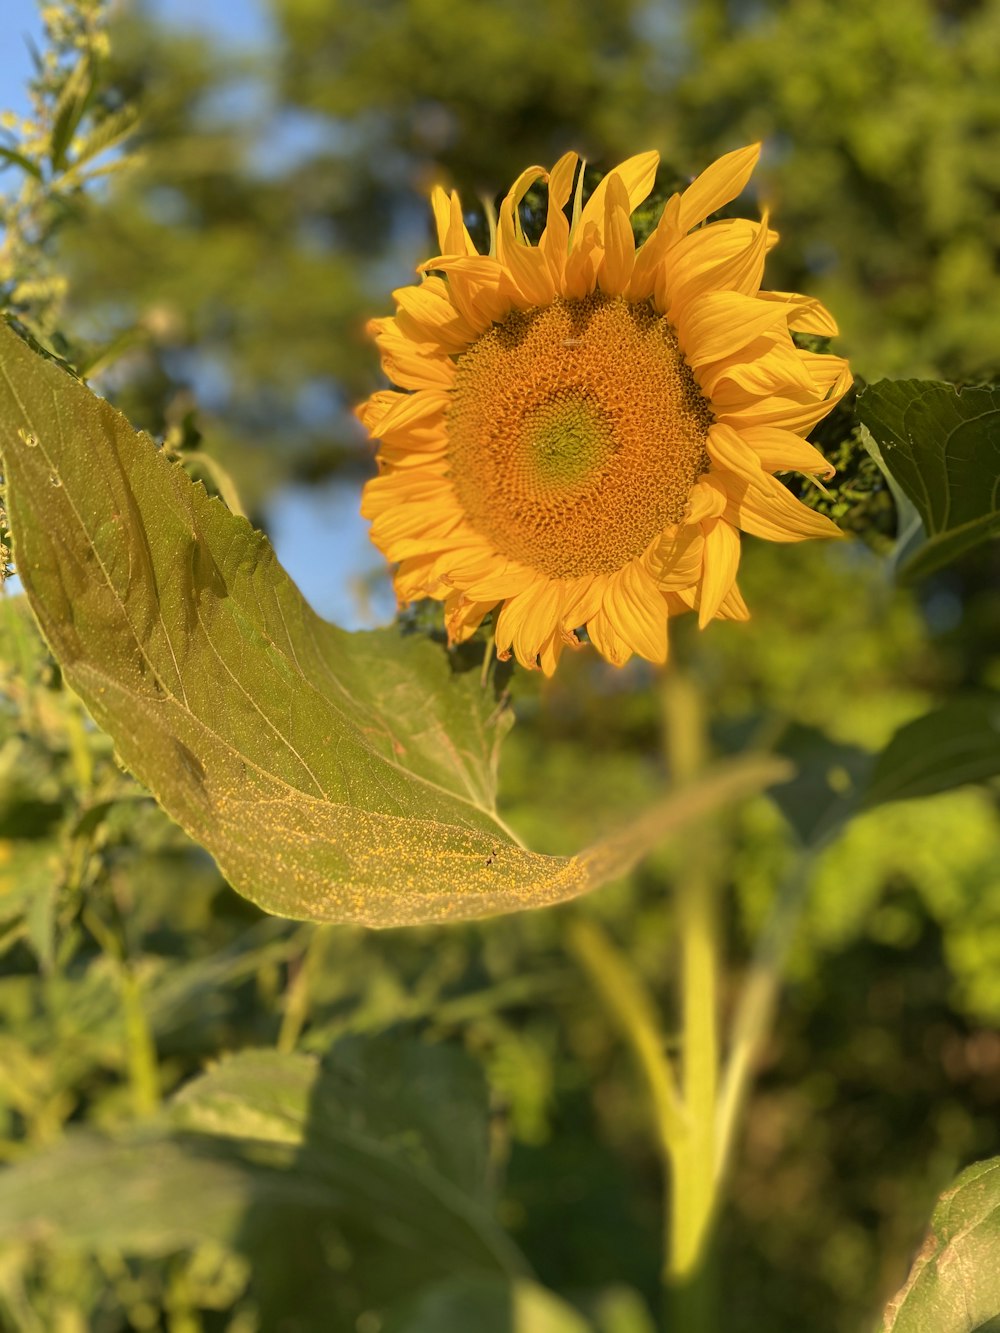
[444,592,495,645]
[758,289,840,336]
[602,561,669,664]
[539,151,579,286]
[430,185,478,257]
[576,150,659,244]
[598,174,637,296]
[585,607,634,668]
[698,518,741,627]
[679,291,787,368]
[676,143,761,233]
[739,425,835,478]
[708,423,844,541]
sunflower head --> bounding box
[358,144,851,675]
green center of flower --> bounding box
[523,397,616,491]
[447,294,713,579]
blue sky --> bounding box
[1,0,395,630]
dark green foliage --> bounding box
[858,380,1000,580]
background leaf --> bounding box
[856,379,1000,581]
[0,319,785,926]
[382,1275,593,1333]
[771,697,1000,847]
[0,1042,524,1330]
[861,696,1000,808]
[880,1156,1000,1332]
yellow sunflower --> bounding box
[357,144,851,675]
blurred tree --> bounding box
[55,0,1000,515]
[3,1,999,1329]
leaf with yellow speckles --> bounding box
[0,320,787,926]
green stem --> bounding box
[715,852,815,1182]
[120,966,161,1117]
[277,925,323,1054]
[83,906,160,1116]
[670,859,718,1281]
[568,917,686,1154]
[662,671,719,1322]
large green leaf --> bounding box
[0,1043,524,1328]
[861,696,1000,808]
[857,379,1000,581]
[880,1156,1000,1332]
[172,1039,493,1206]
[772,695,1000,847]
[0,318,785,926]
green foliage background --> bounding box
[0,1,999,1330]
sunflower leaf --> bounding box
[772,697,1000,847]
[879,1156,1000,1333]
[856,379,1000,581]
[0,319,784,926]
[0,1043,524,1326]
[861,695,1000,808]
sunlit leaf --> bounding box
[881,1156,1000,1332]
[0,319,786,926]
[857,379,1000,581]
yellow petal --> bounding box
[738,425,835,478]
[602,561,668,664]
[676,143,761,234]
[665,213,771,315]
[702,336,817,400]
[645,525,705,589]
[576,150,659,244]
[377,342,456,392]
[684,478,728,524]
[496,165,557,307]
[430,185,478,257]
[537,629,568,678]
[707,423,844,542]
[362,471,454,521]
[585,607,634,668]
[444,592,495,645]
[679,291,787,369]
[539,151,579,285]
[718,356,850,433]
[598,173,637,297]
[394,554,452,603]
[450,559,540,601]
[719,582,751,621]
[357,389,449,449]
[562,220,601,299]
[627,193,681,303]
[499,233,557,308]
[393,280,479,349]
[561,574,605,631]
[758,289,839,336]
[698,518,741,627]
[417,254,511,326]
[494,579,564,670]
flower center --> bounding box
[446,294,714,579]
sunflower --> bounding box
[358,144,851,674]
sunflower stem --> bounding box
[662,670,720,1329]
[716,850,816,1182]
